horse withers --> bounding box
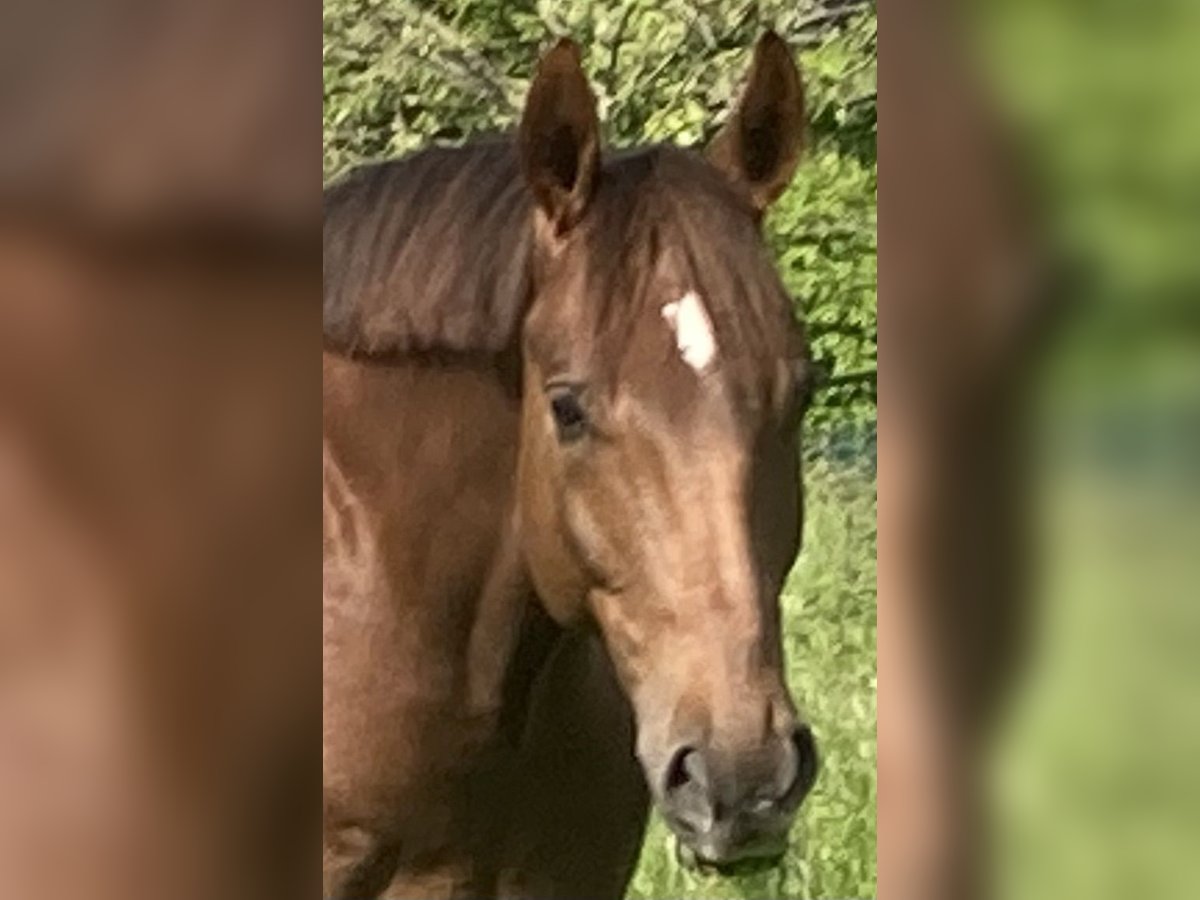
[323,32,818,899]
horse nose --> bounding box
[786,723,819,803]
[659,724,818,860]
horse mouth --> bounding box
[671,832,788,876]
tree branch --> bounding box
[819,370,877,391]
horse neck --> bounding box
[323,349,551,741]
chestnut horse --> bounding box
[323,34,818,899]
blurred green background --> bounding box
[973,1,1200,898]
[323,1,878,897]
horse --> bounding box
[323,33,819,899]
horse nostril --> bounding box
[784,724,818,800]
[664,744,705,795]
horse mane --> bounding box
[323,139,799,372]
[323,140,534,358]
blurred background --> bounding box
[327,1,879,897]
[879,1,1200,899]
[973,2,1200,899]
[1,3,317,900]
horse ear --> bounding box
[519,39,601,236]
[708,32,806,213]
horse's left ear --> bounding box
[519,38,600,236]
[708,32,806,213]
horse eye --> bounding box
[548,385,588,442]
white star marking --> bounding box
[660,291,717,372]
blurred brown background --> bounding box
[0,3,319,899]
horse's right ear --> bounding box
[707,32,805,214]
[519,39,600,236]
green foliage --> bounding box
[323,0,877,436]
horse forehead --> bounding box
[608,288,779,441]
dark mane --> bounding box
[323,141,533,357]
[323,140,800,367]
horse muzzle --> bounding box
[654,722,818,869]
